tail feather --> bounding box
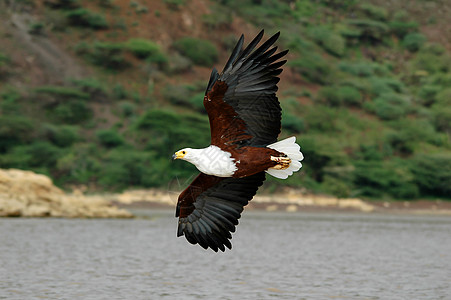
[266,136,303,179]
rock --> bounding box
[0,169,132,218]
[116,189,176,206]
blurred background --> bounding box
[1,0,450,201]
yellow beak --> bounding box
[172,151,185,160]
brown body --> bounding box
[230,146,282,178]
[204,81,286,178]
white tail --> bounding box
[266,136,304,179]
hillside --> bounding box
[0,0,450,200]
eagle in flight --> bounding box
[172,30,303,252]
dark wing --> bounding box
[176,172,265,252]
[204,30,288,147]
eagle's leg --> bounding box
[270,156,291,170]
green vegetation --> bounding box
[0,52,10,78]
[125,39,167,64]
[96,129,125,148]
[1,0,451,201]
[66,8,108,29]
[76,41,129,70]
[402,33,426,52]
[289,54,331,84]
[173,37,219,66]
[35,85,90,99]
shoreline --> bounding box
[1,169,450,218]
[111,188,451,216]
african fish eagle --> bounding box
[172,30,303,252]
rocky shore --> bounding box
[1,169,450,218]
[0,169,132,218]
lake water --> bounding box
[1,210,450,299]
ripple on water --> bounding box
[1,211,450,299]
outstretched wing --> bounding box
[176,172,265,252]
[204,30,288,147]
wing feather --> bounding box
[204,30,288,146]
[176,172,265,251]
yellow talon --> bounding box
[270,156,291,170]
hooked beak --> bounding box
[172,151,184,160]
[172,150,186,161]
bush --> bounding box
[34,85,89,100]
[410,153,451,197]
[429,72,451,87]
[55,143,101,184]
[411,49,451,74]
[359,4,388,21]
[371,93,410,120]
[434,88,451,106]
[353,160,419,199]
[45,0,80,9]
[281,113,304,133]
[162,84,191,106]
[72,78,108,99]
[112,84,128,100]
[402,32,426,52]
[96,129,124,147]
[307,27,346,57]
[119,101,136,117]
[368,77,404,96]
[129,1,148,13]
[0,52,10,75]
[125,39,167,63]
[41,124,79,147]
[384,131,414,156]
[98,149,154,189]
[166,53,193,74]
[338,61,372,77]
[163,0,186,10]
[135,109,209,156]
[0,88,20,114]
[66,8,108,29]
[346,19,389,43]
[173,37,218,66]
[187,91,206,112]
[289,54,331,84]
[2,142,61,169]
[304,105,337,132]
[431,104,451,132]
[418,85,441,106]
[202,11,233,30]
[0,116,34,152]
[322,175,352,198]
[98,0,115,8]
[52,100,93,124]
[388,119,444,149]
[317,85,362,107]
[299,134,347,182]
[338,61,390,77]
[97,148,181,189]
[389,21,418,38]
[76,42,129,70]
[29,22,45,35]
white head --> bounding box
[172,145,238,177]
[172,148,197,163]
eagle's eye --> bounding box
[182,151,186,154]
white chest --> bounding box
[191,146,237,177]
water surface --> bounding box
[1,211,450,299]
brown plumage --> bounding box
[172,30,303,252]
